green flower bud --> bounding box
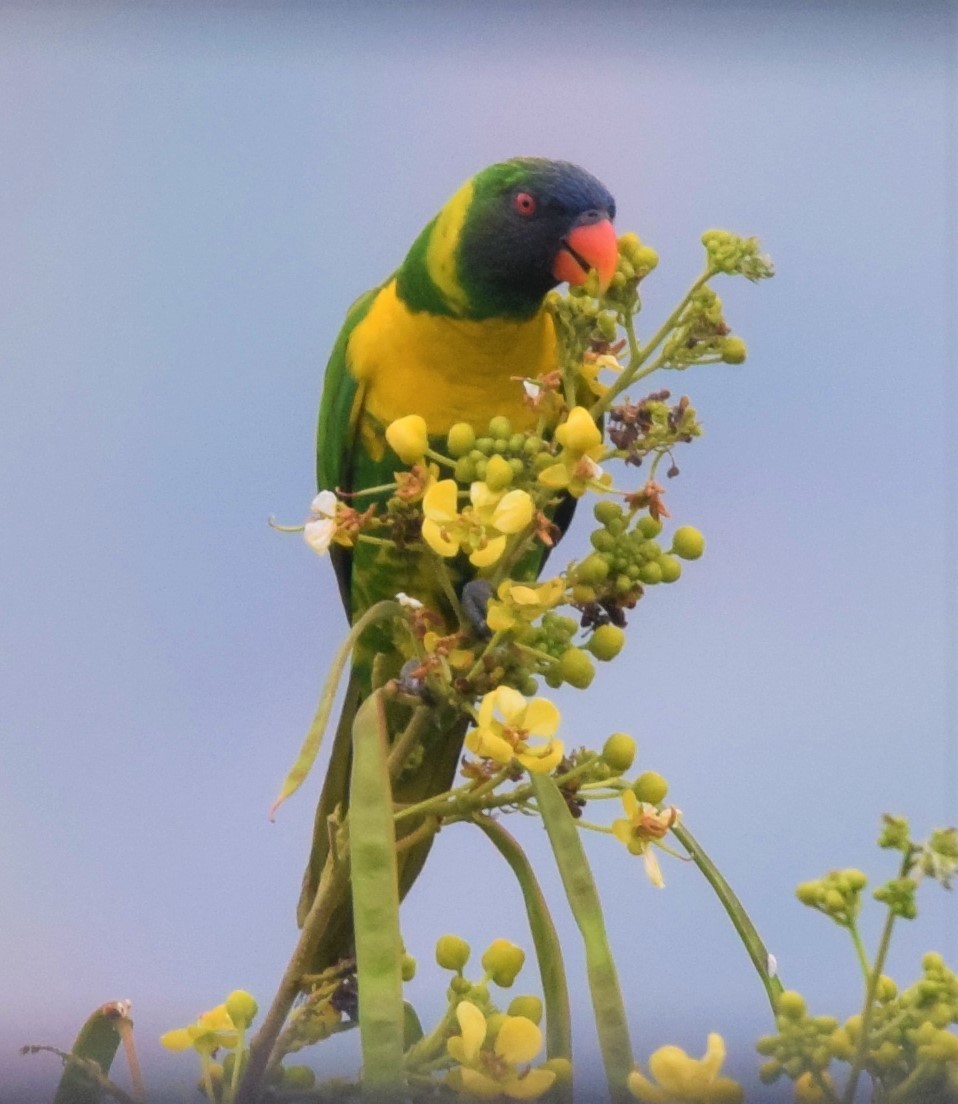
[795,881,821,906]
[755,1035,778,1057]
[758,1060,782,1084]
[658,555,682,583]
[488,416,513,440]
[484,1012,508,1045]
[601,733,636,773]
[576,553,611,585]
[589,624,626,661]
[507,995,543,1024]
[447,422,476,457]
[541,1057,573,1084]
[570,583,596,605]
[493,437,509,453]
[722,337,747,364]
[875,975,897,1002]
[523,435,544,456]
[777,990,807,1020]
[484,454,514,490]
[614,574,633,596]
[633,771,668,804]
[590,529,616,553]
[597,312,618,341]
[558,647,595,689]
[475,436,495,456]
[225,990,258,1030]
[481,939,525,987]
[594,500,623,526]
[672,526,706,560]
[508,433,526,453]
[436,934,471,971]
[282,1066,317,1089]
[638,515,662,538]
[401,954,417,981]
[449,976,471,995]
[454,457,475,483]
[639,561,663,585]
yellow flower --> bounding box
[446,1000,555,1100]
[628,1034,743,1104]
[467,687,563,774]
[538,406,609,498]
[612,790,681,888]
[421,480,534,568]
[160,1003,239,1055]
[385,413,428,465]
[486,577,566,633]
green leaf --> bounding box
[349,690,405,1091]
[402,1002,424,1050]
[52,1002,128,1104]
[474,815,572,1076]
[532,773,633,1104]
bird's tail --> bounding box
[296,668,467,973]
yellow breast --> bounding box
[347,279,557,436]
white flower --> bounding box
[304,491,338,556]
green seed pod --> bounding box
[454,457,475,484]
[658,555,682,583]
[638,515,663,538]
[639,561,663,585]
[225,990,259,1030]
[488,416,513,440]
[602,733,636,772]
[576,553,611,585]
[593,499,623,526]
[633,771,668,804]
[672,526,706,560]
[507,995,544,1024]
[481,939,525,987]
[447,422,476,457]
[436,934,471,971]
[558,647,595,689]
[589,624,626,661]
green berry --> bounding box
[633,771,668,804]
[558,648,595,689]
[658,555,682,583]
[589,624,626,661]
[672,526,706,560]
[436,934,471,971]
[602,733,636,772]
[447,422,476,457]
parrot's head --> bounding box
[398,158,617,320]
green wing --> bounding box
[315,284,383,613]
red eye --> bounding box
[513,191,537,217]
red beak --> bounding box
[552,217,618,293]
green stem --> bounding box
[227,1027,245,1103]
[672,822,783,1013]
[591,269,712,418]
[848,922,872,982]
[841,858,909,1104]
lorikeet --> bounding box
[300,158,617,968]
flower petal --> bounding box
[422,518,459,557]
[517,738,565,774]
[702,1032,727,1077]
[522,697,561,739]
[458,1067,505,1099]
[468,727,516,765]
[469,534,506,567]
[304,518,335,555]
[504,1068,556,1100]
[492,687,528,726]
[455,1000,486,1062]
[492,490,534,534]
[310,490,337,518]
[423,479,459,524]
[159,1028,193,1052]
[495,1015,543,1066]
[648,1044,696,1092]
[626,1068,670,1103]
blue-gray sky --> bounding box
[1,3,955,1100]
